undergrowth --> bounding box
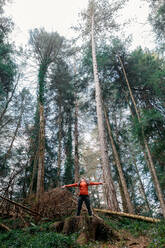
[147,220,165,248]
[104,215,153,236]
[0,216,165,247]
[100,214,165,247]
[0,224,80,248]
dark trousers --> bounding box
[77,195,92,216]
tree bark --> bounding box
[94,208,160,223]
[74,96,79,183]
[118,55,165,217]
[104,105,134,214]
[36,63,47,201]
[73,61,79,186]
[118,179,128,212]
[133,156,151,213]
[28,150,38,196]
[36,103,45,200]
[91,14,119,211]
[57,100,63,187]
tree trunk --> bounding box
[91,14,119,211]
[118,179,128,212]
[0,78,18,126]
[57,100,63,187]
[28,150,38,196]
[118,55,165,217]
[4,98,24,162]
[36,63,47,201]
[74,96,79,183]
[36,103,45,200]
[51,215,119,245]
[103,105,134,214]
[94,208,160,223]
[22,164,28,198]
[122,88,152,213]
[133,156,151,213]
[73,61,79,188]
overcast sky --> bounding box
[5,0,155,49]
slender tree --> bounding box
[73,62,80,183]
[56,100,63,186]
[4,96,25,163]
[74,96,79,183]
[80,0,124,210]
[118,55,165,217]
[104,104,134,213]
[0,78,18,126]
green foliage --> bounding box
[125,47,165,104]
[1,217,165,248]
[63,113,74,185]
[29,28,64,65]
[118,219,152,237]
[101,215,153,237]
[38,63,48,104]
[148,220,165,248]
[0,0,16,98]
[47,58,75,187]
[0,38,17,98]
[0,229,79,248]
[102,216,165,247]
[149,2,165,50]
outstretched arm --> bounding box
[61,183,78,188]
[89,182,104,186]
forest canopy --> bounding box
[0,0,165,221]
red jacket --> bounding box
[64,181,102,195]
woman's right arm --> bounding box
[62,183,78,188]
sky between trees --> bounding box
[5,0,155,50]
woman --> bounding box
[62,178,104,216]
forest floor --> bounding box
[0,188,165,247]
[0,212,165,248]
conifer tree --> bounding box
[118,55,165,217]
[80,0,124,210]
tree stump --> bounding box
[50,215,119,245]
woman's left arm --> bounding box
[89,182,103,186]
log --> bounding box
[0,195,42,217]
[69,191,160,223]
[94,208,161,223]
[0,223,11,232]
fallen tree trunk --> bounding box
[0,195,42,217]
[0,223,11,232]
[94,208,160,223]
